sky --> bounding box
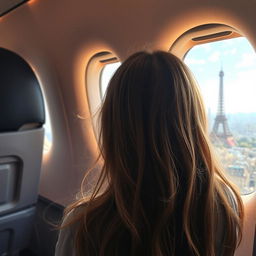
[184,37,256,114]
[101,62,121,97]
[101,37,256,114]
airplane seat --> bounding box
[0,48,45,255]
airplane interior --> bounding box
[0,0,255,255]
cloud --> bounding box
[236,53,256,68]
[185,37,256,113]
[224,69,256,113]
[222,38,235,46]
[208,51,221,62]
[197,68,256,114]
[200,43,212,52]
[185,58,206,65]
[224,48,237,56]
[197,78,219,113]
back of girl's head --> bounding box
[69,51,243,256]
[100,51,210,217]
[101,50,208,186]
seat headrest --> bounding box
[0,48,45,132]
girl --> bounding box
[55,51,243,256]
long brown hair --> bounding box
[63,51,243,255]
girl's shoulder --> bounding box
[216,183,237,213]
[55,204,87,256]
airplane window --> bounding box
[100,62,121,98]
[43,104,52,153]
[86,52,120,138]
[184,37,256,194]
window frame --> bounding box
[171,24,256,195]
[170,23,242,59]
[86,51,119,137]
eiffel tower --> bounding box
[211,69,235,147]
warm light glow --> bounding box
[43,136,52,153]
[28,0,37,4]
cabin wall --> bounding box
[0,0,256,205]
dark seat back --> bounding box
[0,48,45,255]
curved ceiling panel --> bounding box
[0,0,28,17]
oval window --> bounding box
[184,36,256,194]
